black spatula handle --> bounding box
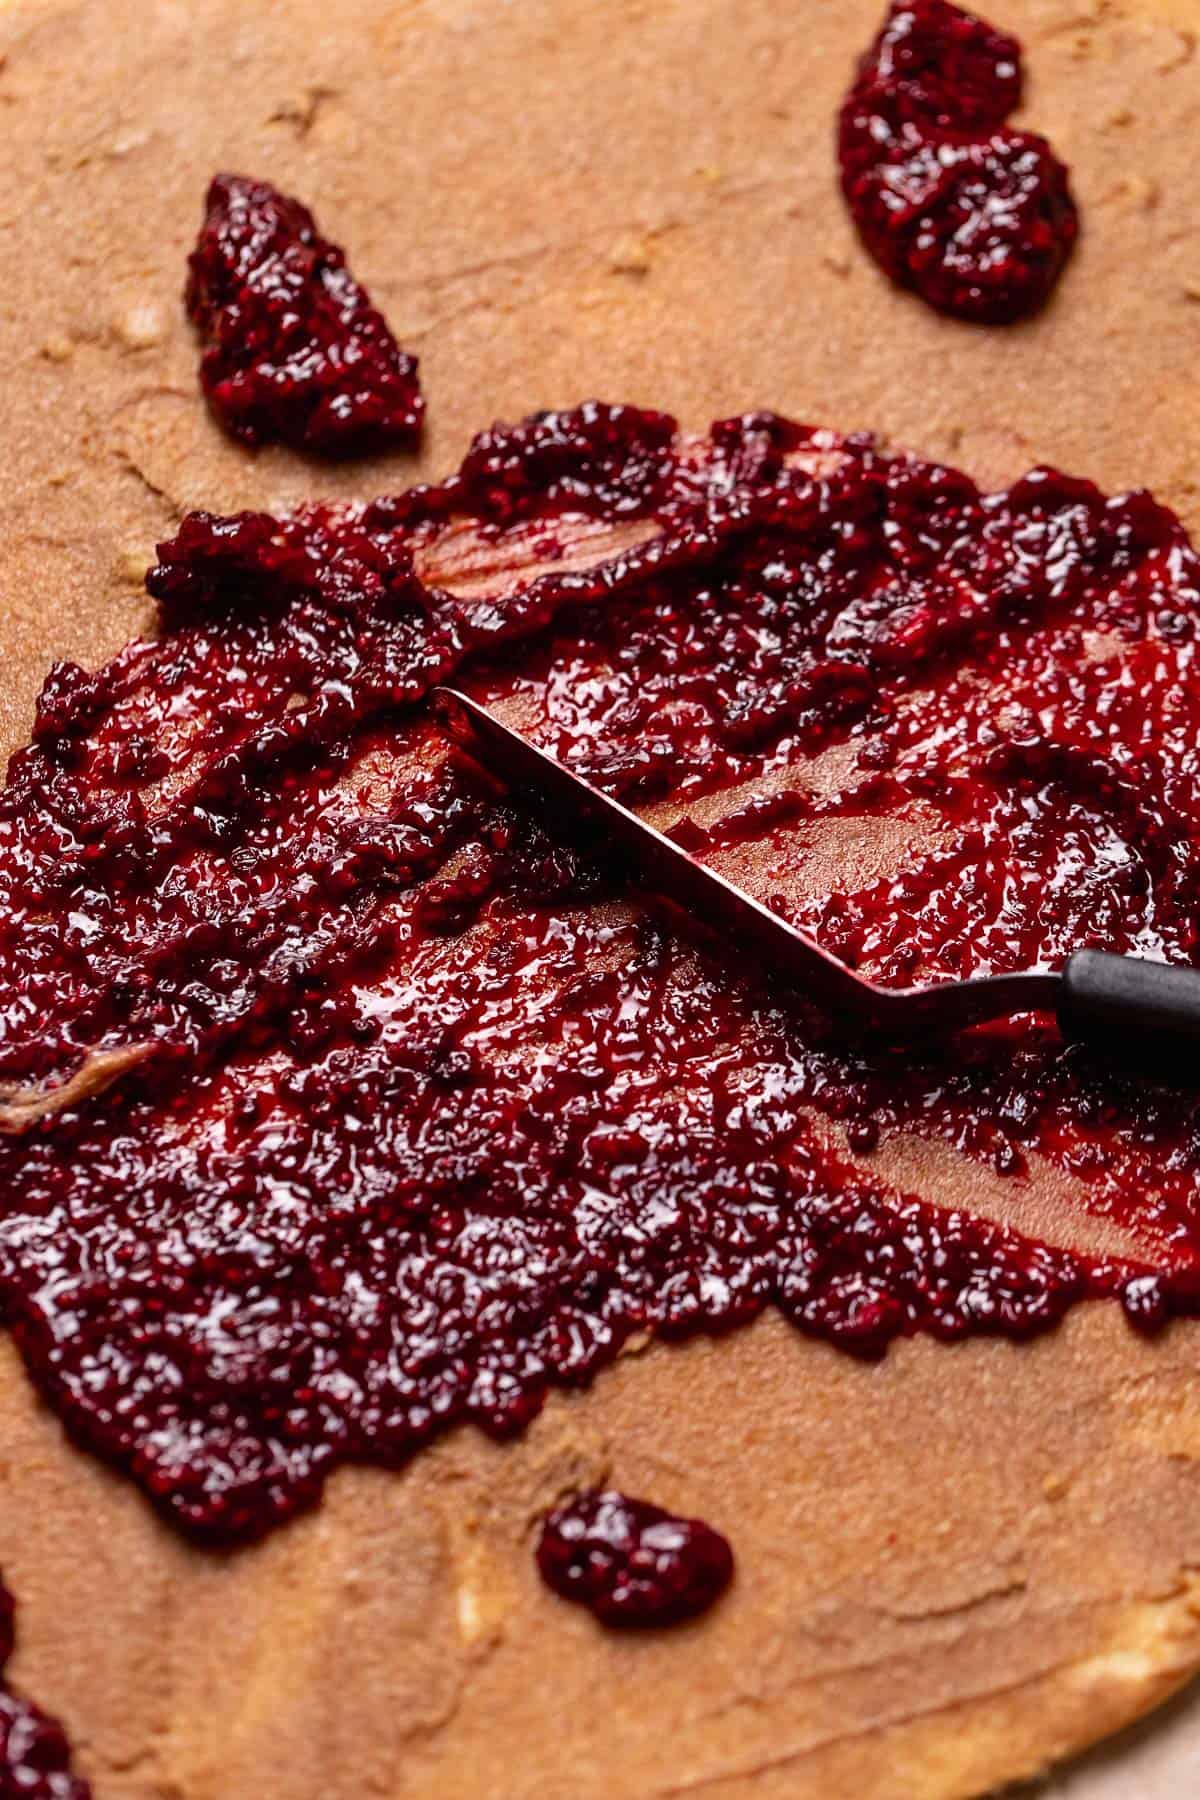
[1059,950,1200,1063]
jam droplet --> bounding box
[186,173,424,455]
[536,1490,734,1627]
[839,0,1078,322]
[0,1578,90,1799]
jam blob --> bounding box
[2,402,1200,1542]
[839,0,1078,322]
[536,1490,734,1627]
[186,174,424,456]
[0,1578,90,1799]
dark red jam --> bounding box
[0,1579,90,1800]
[536,1490,734,1626]
[839,0,1078,322]
[2,400,1200,1542]
[186,174,423,456]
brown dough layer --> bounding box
[1,0,1199,1794]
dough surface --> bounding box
[1,0,1200,1794]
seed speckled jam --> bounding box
[1,402,1199,1542]
[839,0,1078,322]
[186,174,424,456]
[537,1490,734,1626]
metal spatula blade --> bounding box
[433,687,1200,1065]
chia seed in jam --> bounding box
[839,0,1078,322]
[1,401,1198,1543]
[186,174,424,456]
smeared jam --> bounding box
[839,0,1078,322]
[536,1490,734,1626]
[186,175,423,456]
[2,402,1200,1541]
[0,1578,90,1799]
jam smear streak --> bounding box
[186,174,424,456]
[537,1490,734,1627]
[0,1578,90,1800]
[839,0,1078,322]
[1,402,1200,1542]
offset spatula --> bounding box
[434,687,1200,1061]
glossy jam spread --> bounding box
[537,1490,734,1626]
[186,174,423,456]
[3,401,1200,1542]
[0,1579,90,1799]
[839,0,1078,322]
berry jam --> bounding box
[839,0,1078,322]
[186,174,424,456]
[2,401,1200,1542]
[0,1579,90,1799]
[536,1490,734,1626]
